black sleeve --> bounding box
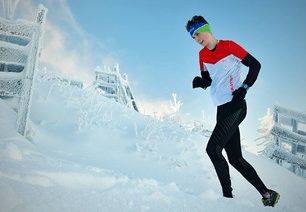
[241,53,261,87]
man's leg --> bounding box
[224,128,280,206]
[206,140,232,197]
[206,101,247,197]
[224,128,268,195]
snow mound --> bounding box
[1,69,306,212]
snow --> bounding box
[1,69,306,212]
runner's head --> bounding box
[186,15,211,38]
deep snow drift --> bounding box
[1,69,306,212]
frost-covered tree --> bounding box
[257,108,273,137]
[169,93,182,113]
[254,108,275,154]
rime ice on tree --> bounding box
[94,64,139,112]
[259,105,306,178]
[0,2,48,136]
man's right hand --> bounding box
[192,73,212,89]
[192,76,207,89]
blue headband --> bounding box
[188,22,208,37]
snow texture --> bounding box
[1,68,306,212]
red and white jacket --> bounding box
[199,40,248,106]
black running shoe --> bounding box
[261,190,280,207]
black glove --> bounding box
[192,71,212,89]
[232,87,247,102]
[193,77,206,89]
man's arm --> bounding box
[241,53,261,87]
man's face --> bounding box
[193,31,211,47]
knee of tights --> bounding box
[206,145,223,160]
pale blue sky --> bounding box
[6,0,306,141]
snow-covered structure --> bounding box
[267,105,306,177]
[94,64,139,112]
[0,3,48,135]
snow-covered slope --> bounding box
[1,70,306,212]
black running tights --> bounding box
[206,100,268,196]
